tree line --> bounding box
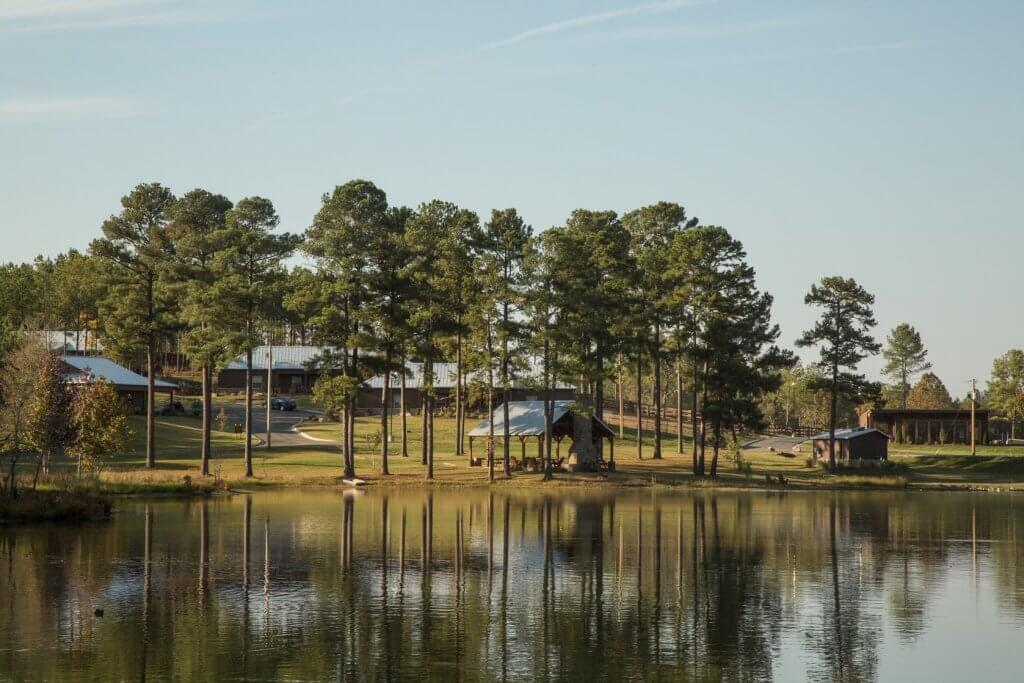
[4,179,1017,477]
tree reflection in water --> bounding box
[2,490,1024,681]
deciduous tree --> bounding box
[988,349,1024,439]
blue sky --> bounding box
[2,0,1022,393]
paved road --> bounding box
[217,403,323,447]
[744,435,808,453]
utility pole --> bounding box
[266,340,273,450]
[970,378,977,456]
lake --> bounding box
[2,488,1023,681]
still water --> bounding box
[2,489,1023,682]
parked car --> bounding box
[269,397,297,411]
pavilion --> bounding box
[467,400,616,472]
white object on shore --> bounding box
[342,478,366,487]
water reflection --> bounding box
[2,490,1024,681]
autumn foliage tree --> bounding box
[906,372,954,410]
[68,382,131,475]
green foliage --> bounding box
[987,349,1024,435]
[544,210,634,400]
[90,182,178,363]
[0,261,44,329]
[881,323,931,408]
[312,374,360,421]
[667,226,794,474]
[795,276,880,466]
[166,188,235,367]
[210,196,299,357]
[68,382,132,472]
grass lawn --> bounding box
[18,411,1024,494]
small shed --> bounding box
[809,428,890,464]
[467,400,615,472]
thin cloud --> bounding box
[0,0,158,20]
[10,8,216,32]
[0,96,142,124]
[0,0,223,33]
[481,0,716,51]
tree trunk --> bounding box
[400,365,408,457]
[146,337,156,468]
[829,361,839,469]
[265,341,272,450]
[380,349,390,475]
[676,356,683,455]
[709,418,721,478]
[424,358,434,480]
[244,347,253,477]
[697,360,708,476]
[487,373,495,482]
[653,321,662,460]
[455,334,463,456]
[421,386,428,465]
[201,364,211,476]
[617,355,625,439]
[544,336,553,481]
[636,352,643,460]
[692,347,700,475]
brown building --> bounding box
[859,408,989,445]
[216,346,575,414]
[810,428,890,463]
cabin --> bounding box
[467,400,616,472]
[61,355,176,413]
[810,428,890,464]
[859,407,989,445]
[216,346,574,412]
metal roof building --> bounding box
[223,346,566,390]
[61,355,176,391]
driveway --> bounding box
[744,435,808,454]
[217,403,320,447]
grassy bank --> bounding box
[0,489,112,523]
[10,414,1024,495]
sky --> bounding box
[2,0,1022,394]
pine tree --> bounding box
[623,202,696,460]
[881,323,931,408]
[480,209,532,476]
[91,182,177,469]
[166,189,234,476]
[404,200,480,479]
[211,197,298,478]
[796,277,880,468]
[304,180,390,479]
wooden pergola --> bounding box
[467,400,616,471]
